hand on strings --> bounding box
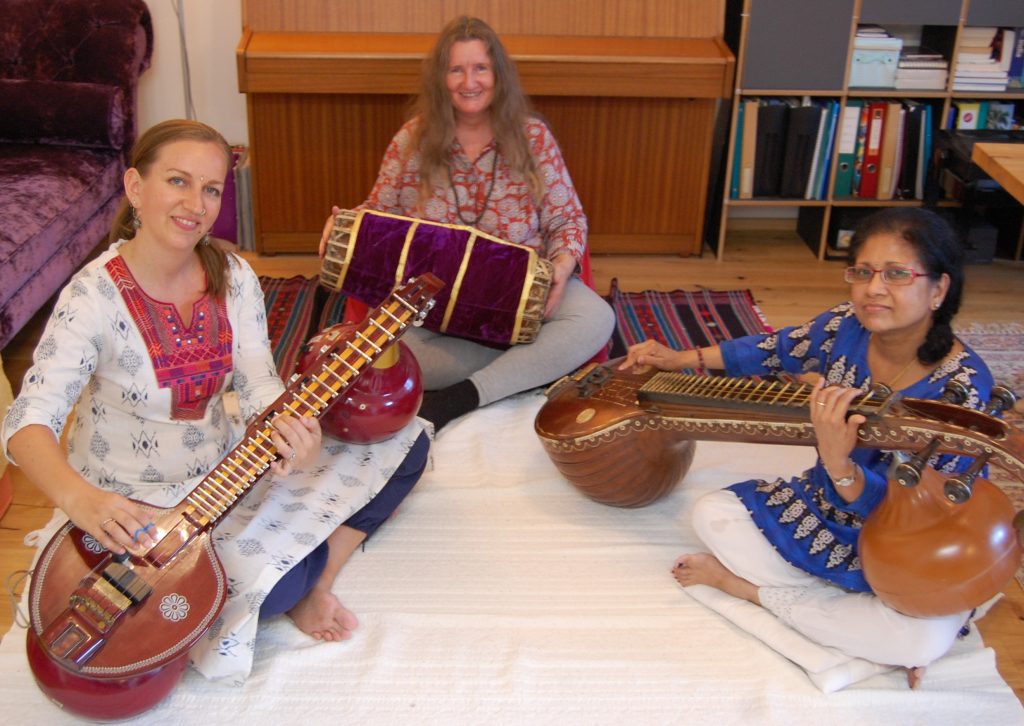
[318,205,342,259]
[61,481,157,556]
[618,339,686,371]
[269,413,323,477]
[544,253,577,319]
[808,378,866,479]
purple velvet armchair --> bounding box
[0,0,152,350]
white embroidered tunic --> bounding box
[2,242,424,684]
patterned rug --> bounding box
[257,276,317,379]
[261,277,774,376]
[604,279,773,360]
[957,322,1024,588]
[259,275,351,379]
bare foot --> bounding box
[672,552,760,605]
[905,666,926,689]
[672,552,731,587]
[287,587,359,642]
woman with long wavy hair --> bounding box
[321,16,614,432]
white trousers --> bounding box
[692,489,970,668]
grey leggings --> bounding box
[403,276,615,405]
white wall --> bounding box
[138,0,248,145]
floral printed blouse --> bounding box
[363,116,588,264]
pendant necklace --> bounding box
[870,337,919,390]
[447,145,499,227]
[885,357,918,389]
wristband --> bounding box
[694,346,707,374]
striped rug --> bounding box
[259,275,321,379]
[605,278,772,361]
[260,276,350,379]
[260,276,773,378]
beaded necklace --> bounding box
[447,145,499,227]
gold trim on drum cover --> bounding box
[394,220,421,289]
[440,232,477,337]
[334,211,366,292]
[512,248,538,344]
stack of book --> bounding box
[894,51,949,90]
[952,26,1011,92]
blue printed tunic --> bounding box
[718,302,994,592]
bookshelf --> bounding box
[717,0,1024,260]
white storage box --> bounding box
[850,37,903,87]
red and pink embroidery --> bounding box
[107,255,232,420]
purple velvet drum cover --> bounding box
[321,209,552,347]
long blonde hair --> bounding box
[110,119,233,299]
[411,16,542,205]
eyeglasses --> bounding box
[844,265,929,286]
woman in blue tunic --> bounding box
[620,207,995,687]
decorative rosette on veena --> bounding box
[321,209,553,347]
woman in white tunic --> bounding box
[1,119,429,684]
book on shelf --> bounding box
[752,99,790,197]
[807,100,839,201]
[895,81,948,90]
[954,63,1006,75]
[780,102,827,198]
[738,98,759,199]
[954,101,985,129]
[919,103,933,200]
[896,102,923,201]
[959,26,998,40]
[833,100,861,198]
[729,100,743,198]
[850,103,870,195]
[986,102,1019,130]
[857,101,886,198]
[952,82,1009,91]
[993,28,1016,73]
[898,52,948,70]
[856,25,890,39]
[894,67,948,90]
[1010,31,1024,86]
[876,102,903,201]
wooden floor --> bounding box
[2,229,1023,700]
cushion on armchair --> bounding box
[0,80,125,149]
[0,0,153,350]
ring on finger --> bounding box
[816,401,827,407]
[101,517,116,529]
[289,451,297,462]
